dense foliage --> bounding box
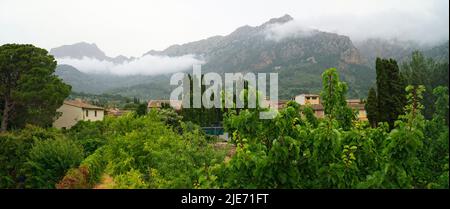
[57,110,228,189]
[367,51,449,128]
[0,125,81,188]
[204,68,449,189]
[0,44,71,131]
[365,87,378,127]
[401,51,449,120]
[0,45,448,189]
[1,109,229,189]
[373,58,405,129]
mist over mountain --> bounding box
[145,14,363,72]
[52,14,448,99]
[55,64,173,95]
[355,39,449,66]
[423,40,449,63]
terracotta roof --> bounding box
[106,108,129,116]
[261,100,289,108]
[310,104,324,110]
[147,100,182,110]
[64,100,104,110]
[346,99,365,110]
[295,94,320,97]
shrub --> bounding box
[24,138,84,188]
[0,125,63,188]
[57,146,108,189]
[66,120,107,156]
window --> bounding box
[95,110,97,117]
[86,110,88,117]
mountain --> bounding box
[52,15,448,100]
[141,14,372,98]
[423,41,449,63]
[145,14,363,72]
[355,39,449,65]
[50,42,133,64]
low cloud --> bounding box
[264,8,449,45]
[57,54,204,76]
[264,21,318,41]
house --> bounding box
[294,94,320,105]
[261,99,289,109]
[346,99,368,121]
[53,99,105,129]
[292,94,367,120]
[293,94,325,118]
[309,104,326,118]
[147,100,182,111]
[106,108,130,117]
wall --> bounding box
[53,104,83,129]
[358,110,367,121]
[295,95,306,105]
[83,109,104,122]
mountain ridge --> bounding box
[50,42,134,64]
[50,15,448,100]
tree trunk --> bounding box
[1,97,11,132]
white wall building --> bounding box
[53,100,105,129]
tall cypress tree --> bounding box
[375,58,405,129]
[366,87,378,127]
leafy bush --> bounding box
[211,71,449,189]
[102,112,227,188]
[57,146,107,189]
[66,120,107,156]
[0,125,63,188]
[56,110,227,189]
[0,133,30,188]
[24,137,84,188]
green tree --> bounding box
[320,68,354,130]
[181,74,224,127]
[366,87,378,127]
[0,44,71,131]
[375,58,405,129]
[432,86,449,125]
[401,51,449,119]
[136,103,148,116]
[302,105,318,128]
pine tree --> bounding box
[0,44,71,131]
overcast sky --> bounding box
[1,0,448,57]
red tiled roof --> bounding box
[106,108,129,116]
[64,100,104,110]
[346,99,365,110]
[310,104,324,110]
[147,100,182,110]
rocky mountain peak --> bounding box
[261,14,293,27]
[51,42,132,64]
[50,42,107,60]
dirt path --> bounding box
[93,142,236,189]
[214,142,236,163]
[93,174,115,189]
